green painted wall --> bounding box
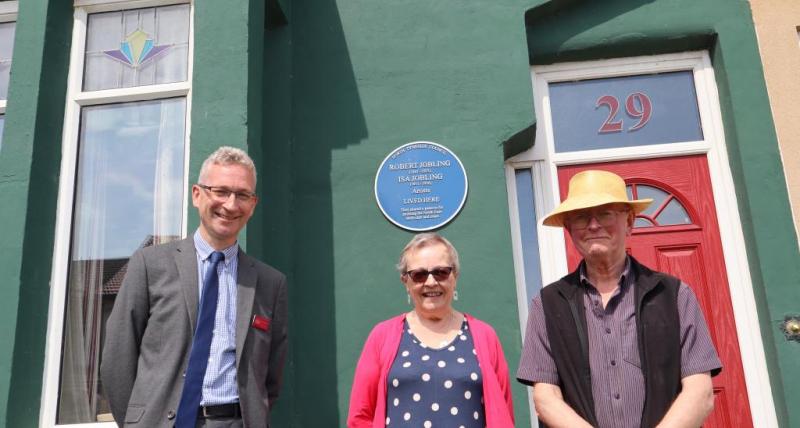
[191,1,262,249]
[0,0,796,426]
[267,0,800,426]
[0,0,72,426]
[275,0,536,426]
[260,0,295,424]
[525,0,800,426]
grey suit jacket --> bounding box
[100,237,288,428]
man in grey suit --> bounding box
[101,147,288,428]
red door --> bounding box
[558,155,753,427]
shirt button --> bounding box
[610,360,616,366]
[167,410,176,419]
[614,393,620,400]
[605,327,611,334]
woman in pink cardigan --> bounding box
[347,233,515,428]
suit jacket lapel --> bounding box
[176,237,200,330]
[236,248,257,367]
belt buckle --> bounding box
[201,406,212,418]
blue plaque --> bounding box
[375,142,468,231]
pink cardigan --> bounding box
[347,313,515,427]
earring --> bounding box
[407,293,411,305]
[453,290,459,301]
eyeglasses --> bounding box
[566,209,629,230]
[404,266,454,283]
[197,184,257,203]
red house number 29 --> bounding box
[595,92,652,133]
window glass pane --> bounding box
[656,197,692,226]
[84,4,190,91]
[515,168,545,302]
[634,217,654,228]
[549,71,703,152]
[57,98,186,424]
[0,22,16,99]
[635,184,669,217]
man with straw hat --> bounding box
[516,170,721,428]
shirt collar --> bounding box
[193,229,239,264]
[579,255,632,289]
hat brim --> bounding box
[542,194,653,227]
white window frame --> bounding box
[506,51,779,428]
[40,1,193,426]
[0,1,18,114]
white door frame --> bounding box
[506,51,778,428]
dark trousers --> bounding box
[194,416,244,428]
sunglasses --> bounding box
[404,266,454,283]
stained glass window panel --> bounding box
[83,4,190,91]
[0,22,16,99]
[57,98,186,424]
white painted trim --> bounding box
[532,161,569,286]
[0,1,17,22]
[694,53,779,428]
[505,51,779,428]
[503,163,542,428]
[74,82,190,105]
[40,7,89,427]
[74,0,189,14]
[40,1,194,426]
[0,1,18,14]
[532,51,710,81]
[181,0,194,236]
[505,164,532,336]
[549,141,710,166]
[0,4,16,106]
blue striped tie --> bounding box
[175,251,224,427]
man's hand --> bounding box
[532,383,593,428]
[656,372,715,428]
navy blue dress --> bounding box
[385,318,486,428]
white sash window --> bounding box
[42,1,193,426]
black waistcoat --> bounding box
[540,256,681,428]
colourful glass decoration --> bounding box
[104,29,170,68]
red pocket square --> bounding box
[251,314,271,332]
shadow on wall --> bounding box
[524,0,711,65]
[261,0,368,425]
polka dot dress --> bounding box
[385,319,486,427]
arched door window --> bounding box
[627,183,692,227]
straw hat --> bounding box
[542,170,653,227]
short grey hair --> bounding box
[198,146,257,185]
[396,233,460,275]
